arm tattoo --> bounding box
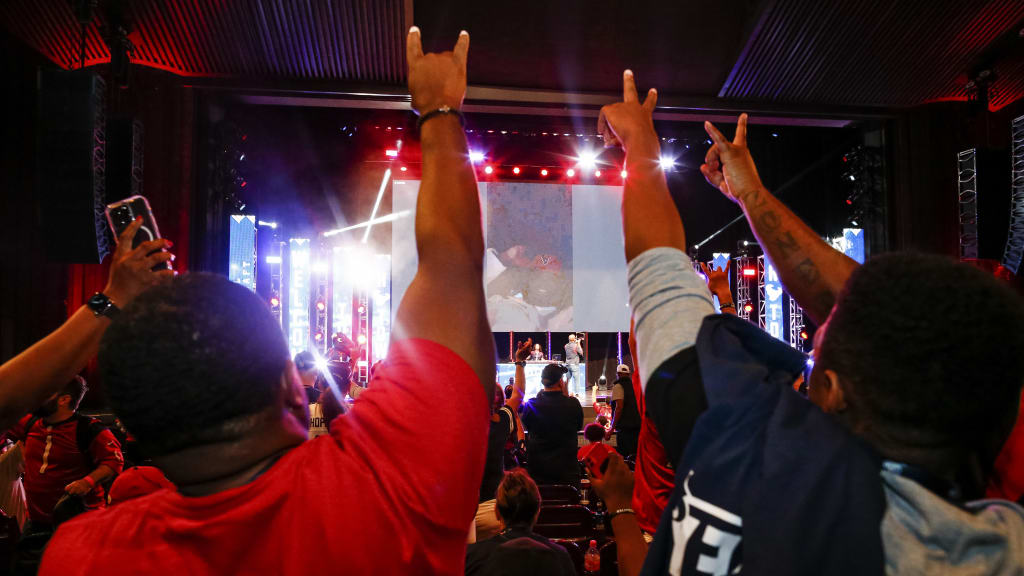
[774,231,800,259]
[794,258,821,286]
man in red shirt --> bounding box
[41,27,495,575]
[9,376,123,530]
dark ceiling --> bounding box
[1,0,1023,111]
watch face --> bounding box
[88,293,112,314]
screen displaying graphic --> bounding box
[392,180,629,332]
[228,215,257,291]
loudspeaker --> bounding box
[106,117,144,204]
[36,70,110,263]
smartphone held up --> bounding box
[105,195,172,271]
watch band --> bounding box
[87,292,121,319]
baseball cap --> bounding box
[108,466,175,505]
[541,363,569,385]
[616,364,631,374]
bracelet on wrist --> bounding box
[719,302,736,309]
[416,106,465,130]
[607,508,636,522]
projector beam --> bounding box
[323,211,410,237]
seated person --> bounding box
[40,28,496,575]
[529,343,545,361]
[520,365,584,488]
[577,422,617,462]
[465,469,575,576]
[592,70,1024,576]
[475,341,529,542]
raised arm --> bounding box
[598,71,685,261]
[701,115,858,324]
[507,339,531,413]
[0,219,173,430]
[392,28,495,393]
[700,262,736,316]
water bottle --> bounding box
[584,539,600,575]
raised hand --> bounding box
[700,261,731,296]
[104,217,175,307]
[515,338,533,362]
[406,27,469,115]
[700,114,765,205]
[597,70,659,152]
[590,452,634,511]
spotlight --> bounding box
[741,267,757,278]
[659,156,675,170]
[799,328,810,341]
[239,153,246,161]
[315,358,328,371]
[513,167,521,175]
[577,150,598,170]
[356,334,367,345]
[385,149,398,158]
[469,150,485,163]
[265,255,282,264]
[540,169,549,177]
[316,300,326,312]
[400,166,407,172]
[315,331,324,341]
[743,303,754,313]
[270,296,280,308]
[621,170,628,178]
[258,220,278,229]
[594,170,602,178]
[239,180,248,188]
[484,165,494,175]
[566,168,576,178]
[357,305,365,314]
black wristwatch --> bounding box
[515,361,527,367]
[87,292,120,319]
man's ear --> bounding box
[280,361,307,409]
[820,369,848,413]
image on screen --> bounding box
[392,180,629,333]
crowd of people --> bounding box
[0,25,1022,576]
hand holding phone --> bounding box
[105,196,171,271]
[583,442,612,480]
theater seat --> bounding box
[539,484,582,506]
[534,505,598,540]
[0,512,19,573]
[553,539,584,576]
[600,540,617,576]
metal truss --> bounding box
[1003,115,1024,274]
[788,295,804,351]
[957,148,979,260]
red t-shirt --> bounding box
[40,339,489,575]
[9,414,123,524]
[987,390,1024,502]
[629,370,675,534]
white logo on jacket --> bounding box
[669,471,743,576]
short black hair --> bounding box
[584,422,606,443]
[496,469,541,528]
[99,273,290,456]
[504,384,514,400]
[61,375,88,411]
[818,253,1024,468]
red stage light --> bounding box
[270,297,280,307]
[484,165,494,174]
[400,166,407,172]
[513,167,521,175]
[621,170,628,178]
[742,267,757,277]
[799,329,810,340]
[566,168,576,177]
[356,334,367,345]
[316,301,326,312]
[239,180,247,188]
[315,332,324,341]
[357,306,365,314]
[594,170,602,178]
[540,169,549,176]
[743,303,754,313]
[846,199,853,205]
[385,149,398,158]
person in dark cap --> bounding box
[465,469,575,576]
[519,364,584,487]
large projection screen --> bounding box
[392,179,629,332]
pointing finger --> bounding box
[453,30,469,69]
[406,26,423,68]
[623,69,638,103]
[734,113,748,147]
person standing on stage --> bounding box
[529,343,545,361]
[563,334,583,393]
